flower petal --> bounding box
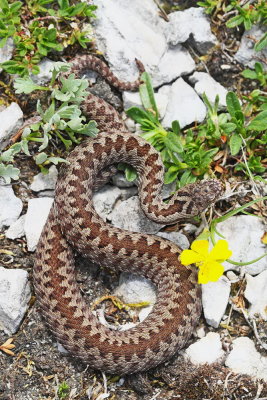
[191,240,209,258]
[180,249,204,266]
[198,261,224,284]
[208,240,232,262]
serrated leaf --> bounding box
[14,76,45,94]
[0,163,20,183]
[229,133,242,156]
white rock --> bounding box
[114,272,156,305]
[31,58,56,85]
[93,0,195,87]
[122,90,168,118]
[185,332,225,365]
[0,185,23,230]
[0,266,31,334]
[167,7,217,54]
[0,103,23,150]
[111,196,164,234]
[150,44,195,87]
[30,165,58,192]
[93,185,122,220]
[215,216,267,275]
[0,38,14,73]
[202,276,231,328]
[159,78,206,128]
[235,25,267,69]
[225,337,267,381]
[189,72,228,107]
[5,215,26,240]
[24,197,54,251]
[245,270,267,320]
[157,231,189,250]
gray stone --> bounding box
[157,231,189,250]
[111,196,164,234]
[245,270,267,320]
[5,215,26,240]
[0,185,23,230]
[162,181,176,199]
[93,185,122,220]
[31,58,56,85]
[185,332,225,365]
[0,103,23,150]
[0,38,14,73]
[189,72,228,107]
[0,266,31,335]
[225,337,267,381]
[37,190,55,198]
[30,165,58,192]
[202,276,231,328]
[93,0,195,87]
[159,78,206,128]
[112,172,136,188]
[235,25,267,69]
[24,197,54,251]
[114,272,156,323]
[167,7,217,54]
[215,216,267,275]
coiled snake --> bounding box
[34,55,223,375]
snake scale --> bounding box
[34,55,223,375]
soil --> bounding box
[0,3,267,400]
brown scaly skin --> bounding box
[34,55,223,375]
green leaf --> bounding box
[125,165,137,182]
[172,120,180,135]
[0,163,20,183]
[164,131,183,153]
[226,15,244,28]
[126,107,153,125]
[164,165,179,184]
[247,110,267,131]
[255,33,267,52]
[139,72,159,119]
[226,91,242,118]
[241,69,258,80]
[35,152,48,164]
[14,76,47,94]
[229,133,242,156]
[47,156,69,165]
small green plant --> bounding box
[0,0,97,76]
[197,0,267,51]
[0,63,98,183]
[57,381,70,399]
[241,62,267,87]
[126,73,267,187]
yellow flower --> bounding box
[180,240,232,284]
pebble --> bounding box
[157,231,189,250]
[30,165,58,192]
[235,25,267,69]
[93,185,122,220]
[0,185,23,230]
[225,337,267,381]
[0,38,14,73]
[0,266,31,335]
[5,215,26,240]
[0,103,23,150]
[189,71,228,107]
[24,197,54,251]
[31,58,56,85]
[202,276,231,328]
[159,78,206,128]
[111,196,164,234]
[185,332,225,365]
[167,7,217,54]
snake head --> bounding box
[190,179,224,213]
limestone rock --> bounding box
[30,165,58,192]
[0,185,23,230]
[245,270,267,320]
[0,266,31,335]
[185,332,225,365]
[0,103,23,150]
[189,72,228,107]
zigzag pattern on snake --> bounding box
[34,55,223,375]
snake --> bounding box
[33,55,223,375]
